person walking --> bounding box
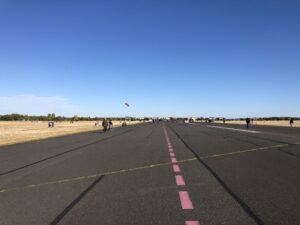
[246,118,250,129]
[290,119,294,127]
[102,119,108,132]
[109,119,113,131]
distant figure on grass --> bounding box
[246,118,251,129]
[108,119,113,131]
[223,118,226,124]
[102,119,108,132]
[290,119,294,127]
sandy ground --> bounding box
[210,120,300,127]
[0,120,143,147]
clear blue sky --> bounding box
[0,0,299,117]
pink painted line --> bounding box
[179,191,194,209]
[175,175,186,186]
[170,152,175,157]
[171,157,177,163]
[186,221,200,225]
[173,164,181,173]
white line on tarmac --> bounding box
[207,125,261,133]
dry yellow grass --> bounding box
[212,120,300,127]
[0,120,143,147]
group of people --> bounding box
[95,119,113,132]
[245,118,295,129]
[101,119,113,132]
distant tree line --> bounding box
[0,113,144,121]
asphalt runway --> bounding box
[0,122,299,225]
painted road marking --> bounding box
[173,164,181,173]
[0,158,196,194]
[179,191,194,209]
[1,141,294,194]
[186,221,200,225]
[163,125,200,224]
[207,125,261,133]
[175,175,186,186]
[171,157,178,163]
[201,144,289,159]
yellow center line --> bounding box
[200,144,289,159]
[0,142,296,194]
[0,158,197,194]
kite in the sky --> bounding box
[124,102,130,107]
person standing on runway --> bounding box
[102,119,108,132]
[246,118,250,129]
[290,119,294,127]
[109,119,113,131]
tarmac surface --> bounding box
[0,122,299,225]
